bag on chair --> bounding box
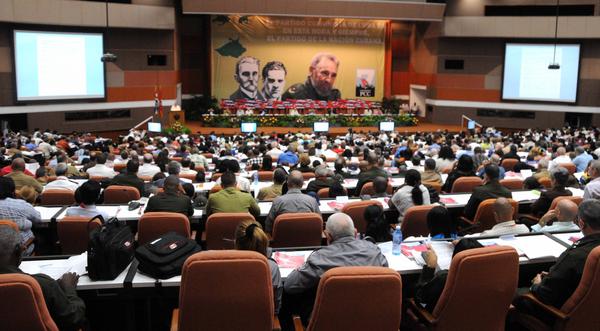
[135,232,201,279]
[87,216,135,280]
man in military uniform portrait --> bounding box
[283,52,341,101]
[261,61,287,101]
[229,56,265,101]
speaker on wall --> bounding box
[147,55,167,66]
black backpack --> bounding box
[135,232,201,279]
[87,217,135,280]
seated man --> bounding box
[265,170,320,234]
[355,152,389,195]
[305,165,334,193]
[65,180,110,221]
[43,163,78,192]
[279,212,388,329]
[513,199,600,320]
[371,176,390,198]
[5,158,43,193]
[206,171,260,220]
[0,226,86,330]
[257,168,287,201]
[583,160,600,200]
[137,153,162,178]
[530,167,572,217]
[180,158,198,177]
[278,147,299,167]
[464,164,511,220]
[108,159,145,197]
[531,199,580,233]
[0,177,41,256]
[85,152,116,179]
[145,175,194,217]
[420,158,442,186]
[473,197,529,237]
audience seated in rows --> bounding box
[207,171,260,219]
[530,167,572,217]
[473,197,529,237]
[464,164,511,220]
[0,177,41,255]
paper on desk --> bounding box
[36,206,62,220]
[273,251,308,269]
[25,162,40,174]
[430,241,454,270]
[439,197,457,205]
[21,252,88,280]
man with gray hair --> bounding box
[283,52,341,101]
[477,153,506,180]
[583,160,600,200]
[531,199,580,232]
[0,226,86,330]
[43,163,79,192]
[280,212,387,329]
[305,165,334,193]
[549,147,571,171]
[137,153,161,177]
[230,56,264,101]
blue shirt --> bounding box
[477,166,506,179]
[572,153,593,172]
[277,151,299,166]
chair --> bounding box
[103,185,140,204]
[0,273,59,331]
[302,172,315,181]
[450,177,483,193]
[340,200,383,234]
[557,163,577,175]
[209,185,223,194]
[179,173,197,182]
[424,182,442,194]
[171,250,274,331]
[539,177,552,189]
[500,178,524,190]
[90,176,108,182]
[296,266,402,331]
[113,163,127,173]
[359,182,393,196]
[39,189,75,206]
[460,198,519,232]
[501,158,519,171]
[205,213,256,250]
[57,216,102,254]
[211,173,223,181]
[549,195,583,210]
[407,246,519,331]
[317,187,348,198]
[258,171,274,181]
[138,212,191,246]
[510,246,600,331]
[270,213,323,248]
[401,205,437,238]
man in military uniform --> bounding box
[282,52,341,101]
[261,61,287,101]
[229,56,265,101]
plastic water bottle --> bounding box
[253,171,259,187]
[392,225,402,256]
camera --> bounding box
[101,52,117,63]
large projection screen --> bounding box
[502,43,580,103]
[14,30,105,101]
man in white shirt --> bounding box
[85,153,116,179]
[476,198,529,237]
[548,147,572,171]
[266,142,283,158]
[43,163,79,192]
[137,154,161,178]
[583,160,600,200]
[531,199,580,233]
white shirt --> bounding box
[86,164,117,178]
[65,205,109,222]
[531,221,580,233]
[390,184,431,223]
[137,163,161,177]
[44,176,79,192]
[477,221,530,237]
[549,155,572,171]
[267,148,284,158]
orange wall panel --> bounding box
[435,88,500,102]
[435,74,485,89]
[107,86,177,102]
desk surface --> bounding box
[35,205,203,223]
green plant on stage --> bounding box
[200,114,417,128]
[164,121,191,135]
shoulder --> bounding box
[283,83,307,98]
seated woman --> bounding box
[427,206,457,240]
[234,220,283,314]
[260,155,273,171]
[530,166,572,217]
[65,180,109,221]
[414,238,484,312]
[390,169,430,224]
[442,154,476,193]
[294,154,313,173]
[363,204,392,243]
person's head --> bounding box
[588,160,600,179]
[405,169,424,205]
[424,158,436,171]
[35,167,47,179]
[0,226,23,267]
[55,163,68,177]
[120,150,128,160]
[95,153,107,165]
[314,165,329,179]
[492,197,514,224]
[452,238,484,258]
[167,161,181,175]
[10,158,25,172]
[556,147,566,156]
[287,170,304,190]
[220,171,237,189]
[75,180,102,205]
[309,52,339,97]
[182,183,195,199]
[373,176,388,195]
[426,206,454,238]
[262,155,273,170]
[456,154,474,173]
[163,175,181,193]
[550,166,569,189]
[16,186,37,204]
[143,153,154,164]
[490,153,501,165]
[152,172,165,182]
[555,199,579,223]
[484,164,500,182]
[234,56,260,93]
[262,61,287,100]
[0,177,16,200]
[181,158,191,169]
[575,146,585,156]
[234,220,269,257]
[577,199,600,235]
[439,146,455,160]
[364,204,384,224]
[334,158,346,172]
[126,160,139,174]
[325,212,355,243]
[299,153,310,167]
[273,168,287,185]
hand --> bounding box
[58,272,79,290]
[531,271,548,285]
[422,246,438,268]
[539,210,557,227]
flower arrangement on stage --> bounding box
[201,114,418,128]
[164,121,191,135]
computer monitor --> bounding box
[147,122,161,133]
[467,120,476,130]
[241,122,257,133]
[379,121,395,132]
[313,121,329,133]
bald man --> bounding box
[477,197,529,236]
[532,200,581,232]
[5,158,43,193]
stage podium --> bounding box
[168,104,184,126]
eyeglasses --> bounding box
[318,70,337,79]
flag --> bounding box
[153,87,163,118]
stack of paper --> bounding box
[20,252,88,280]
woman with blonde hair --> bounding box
[235,220,282,313]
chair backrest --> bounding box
[210,185,223,194]
[472,198,519,232]
[307,266,402,331]
[103,185,141,204]
[317,187,348,198]
[0,274,59,331]
[57,216,102,254]
[138,212,191,246]
[359,182,393,196]
[258,171,274,181]
[177,250,274,331]
[559,246,600,331]
[539,177,552,189]
[424,182,442,193]
[451,176,483,193]
[0,220,19,232]
[548,195,583,212]
[113,163,127,173]
[558,163,577,175]
[271,213,323,248]
[401,205,437,238]
[89,176,108,182]
[211,173,223,181]
[432,246,519,331]
[39,189,75,206]
[302,172,315,181]
[340,200,383,234]
[205,213,256,250]
[499,178,524,190]
[500,159,519,171]
[179,173,197,182]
